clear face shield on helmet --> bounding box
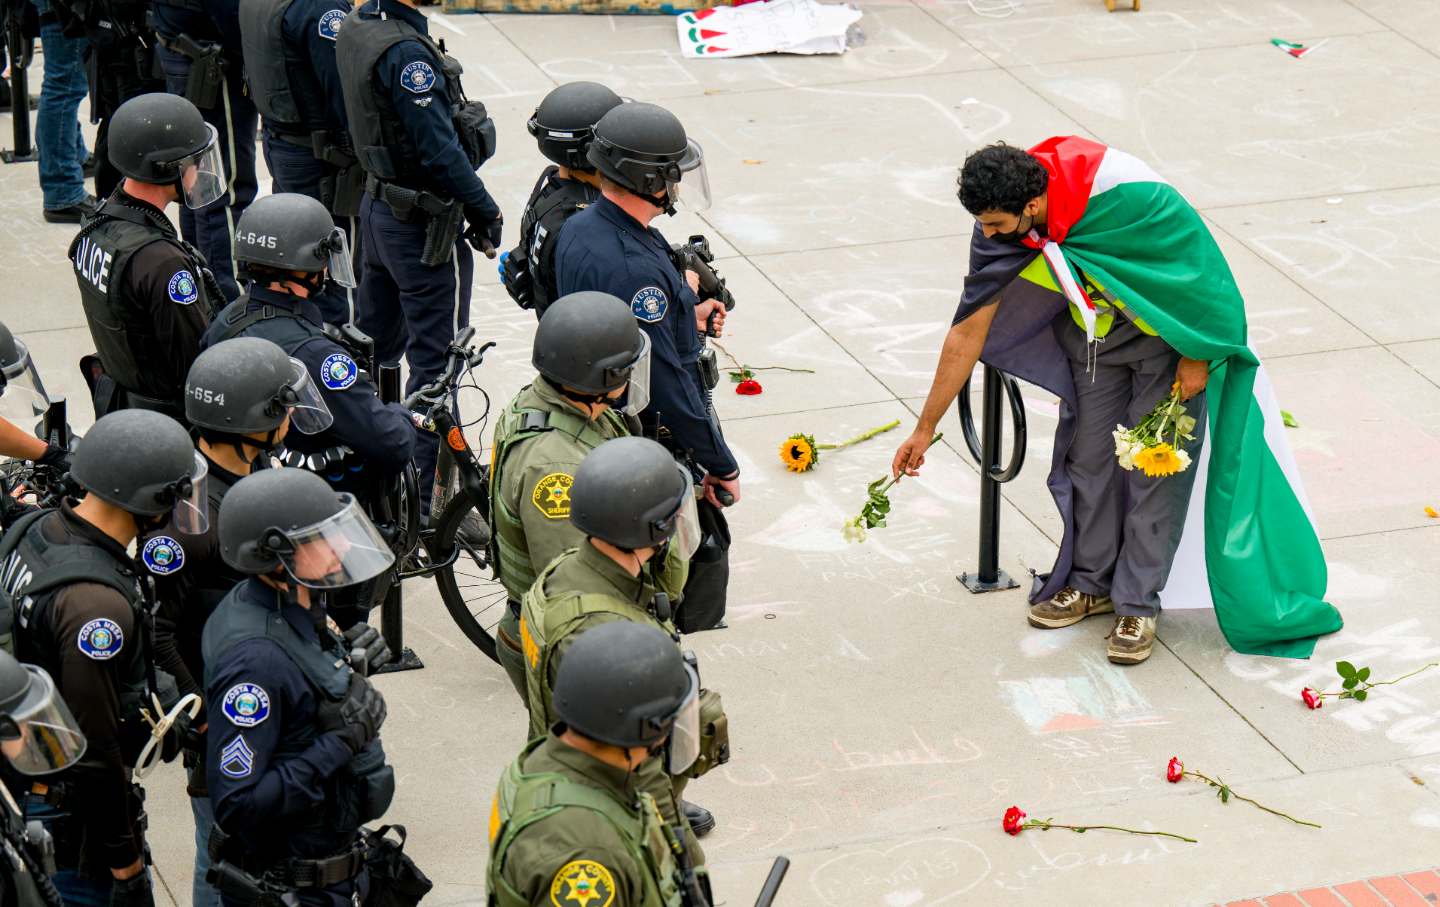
[0,665,87,776]
[653,469,701,560]
[273,495,395,589]
[168,452,211,534]
[0,338,51,424]
[319,227,357,289]
[663,661,702,775]
[177,125,228,210]
[281,358,334,435]
[668,139,712,213]
[619,332,652,417]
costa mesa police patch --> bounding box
[142,535,185,575]
[222,683,271,727]
[400,61,436,94]
[631,287,667,323]
[531,472,573,520]
[220,736,255,778]
[320,353,358,390]
[549,860,615,907]
[77,619,123,660]
[168,270,199,305]
[317,8,344,39]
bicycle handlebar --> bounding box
[402,331,494,411]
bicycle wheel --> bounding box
[432,489,506,662]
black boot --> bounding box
[681,800,715,838]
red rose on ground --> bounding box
[1301,687,1323,710]
[1002,806,1026,836]
[735,379,763,395]
[1166,757,1184,783]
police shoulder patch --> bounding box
[219,735,256,778]
[630,286,667,323]
[317,8,345,40]
[549,859,616,907]
[400,60,436,94]
[320,353,358,391]
[530,472,573,520]
[77,618,124,660]
[222,683,271,727]
[141,535,185,576]
[167,270,199,305]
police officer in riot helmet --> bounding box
[137,337,332,907]
[520,437,728,849]
[239,0,363,326]
[202,194,415,506]
[71,93,223,423]
[488,621,711,906]
[501,82,623,319]
[335,0,501,513]
[0,321,68,470]
[1,409,208,907]
[203,468,398,907]
[0,650,88,907]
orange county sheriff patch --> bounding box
[549,860,615,907]
[531,472,573,520]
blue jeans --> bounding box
[33,0,90,210]
[191,795,224,907]
[23,795,152,905]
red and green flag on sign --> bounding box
[957,135,1343,658]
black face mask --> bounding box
[990,212,1034,245]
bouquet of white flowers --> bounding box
[1113,385,1197,477]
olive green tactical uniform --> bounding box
[519,543,702,862]
[487,734,685,907]
[490,377,687,697]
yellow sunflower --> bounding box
[779,434,818,472]
[1134,443,1183,478]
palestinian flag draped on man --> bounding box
[959,135,1343,658]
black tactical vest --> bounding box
[69,200,215,402]
[335,7,493,192]
[240,0,317,135]
[519,170,599,317]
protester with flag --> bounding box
[892,137,1342,663]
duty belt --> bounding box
[271,840,368,888]
[365,175,453,223]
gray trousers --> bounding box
[1059,319,1206,617]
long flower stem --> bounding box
[1185,772,1321,828]
[713,341,816,376]
[817,419,901,450]
[1365,662,1439,688]
[1031,821,1197,843]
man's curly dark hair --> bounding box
[957,143,1047,216]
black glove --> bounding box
[463,206,502,257]
[318,672,387,754]
[109,871,155,907]
[35,442,70,469]
[342,622,392,676]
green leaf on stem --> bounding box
[1355,667,1370,683]
[1353,689,1368,702]
[1218,786,1231,804]
[1342,677,1358,690]
[1336,661,1357,680]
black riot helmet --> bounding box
[586,102,711,216]
[186,337,333,439]
[235,194,357,290]
[107,93,227,209]
[569,437,701,557]
[70,410,210,530]
[218,468,393,588]
[532,292,650,414]
[553,622,700,772]
[0,650,87,776]
[527,82,624,172]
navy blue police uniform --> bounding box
[151,0,259,301]
[204,578,392,906]
[554,197,738,480]
[200,285,415,499]
[335,0,502,509]
[240,0,361,326]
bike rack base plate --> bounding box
[957,569,1020,594]
[374,647,425,674]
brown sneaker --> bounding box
[1106,615,1157,664]
[1027,586,1114,629]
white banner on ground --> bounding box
[676,0,863,60]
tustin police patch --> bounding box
[222,683,271,727]
[630,287,667,323]
[320,353,358,391]
[400,61,436,94]
[77,618,124,660]
[549,860,615,907]
[530,472,573,520]
[168,270,199,305]
[141,536,186,575]
[317,8,345,40]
